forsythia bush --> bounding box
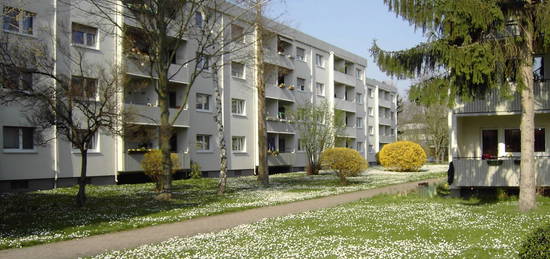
[379,141,426,172]
[141,149,180,191]
[321,147,368,185]
[519,224,550,259]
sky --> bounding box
[267,0,427,96]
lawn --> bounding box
[93,193,550,259]
[0,166,446,249]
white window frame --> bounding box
[368,107,374,117]
[316,82,325,96]
[356,117,364,129]
[72,130,100,153]
[296,47,306,61]
[315,54,324,67]
[357,142,364,153]
[231,136,246,152]
[369,126,374,136]
[356,69,363,80]
[297,77,306,91]
[230,24,245,43]
[196,134,211,152]
[2,126,35,152]
[197,54,210,70]
[297,139,306,152]
[369,144,375,154]
[71,23,99,49]
[196,93,211,112]
[231,62,245,79]
[231,98,246,116]
[2,7,35,36]
[368,88,374,98]
[356,93,363,104]
[71,76,99,101]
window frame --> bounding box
[231,62,245,79]
[315,54,324,67]
[316,82,325,96]
[196,93,211,112]
[70,76,99,101]
[296,47,306,61]
[296,77,306,91]
[230,24,245,43]
[231,98,246,116]
[231,136,246,153]
[2,7,35,36]
[71,23,99,49]
[3,126,35,152]
[71,129,100,153]
[196,134,211,152]
[356,117,363,129]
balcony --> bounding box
[379,135,395,143]
[124,152,191,172]
[334,70,355,86]
[267,153,296,166]
[379,116,393,126]
[334,98,356,112]
[454,81,550,115]
[340,127,357,137]
[126,57,190,83]
[267,119,295,134]
[264,48,295,70]
[266,84,296,101]
[452,158,550,187]
[124,104,190,127]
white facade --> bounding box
[0,1,395,192]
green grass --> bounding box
[94,193,550,259]
[0,168,445,249]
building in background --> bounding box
[0,1,395,191]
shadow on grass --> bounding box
[0,179,228,241]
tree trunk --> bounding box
[519,54,537,212]
[213,69,228,195]
[255,2,268,186]
[76,149,88,207]
[157,72,172,200]
[306,158,320,175]
[338,171,348,185]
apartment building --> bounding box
[365,79,398,163]
[0,1,395,192]
[449,53,550,189]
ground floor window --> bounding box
[3,126,34,151]
[505,128,546,153]
[482,129,498,158]
[196,135,211,151]
[232,136,245,152]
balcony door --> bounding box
[482,129,498,158]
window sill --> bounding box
[232,151,248,155]
[232,114,247,118]
[72,44,101,52]
[232,76,246,81]
[3,149,38,154]
[196,150,213,154]
[317,95,325,98]
[196,109,212,113]
[316,65,325,69]
[3,29,37,39]
[296,58,306,63]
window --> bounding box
[71,76,98,100]
[197,54,209,70]
[379,126,385,136]
[482,129,498,158]
[316,82,324,96]
[232,136,245,152]
[369,126,374,135]
[169,91,178,108]
[170,133,178,153]
[196,135,211,151]
[296,47,305,61]
[196,93,211,111]
[368,107,374,116]
[3,7,35,35]
[277,106,286,120]
[369,144,375,153]
[368,88,374,98]
[315,54,324,67]
[391,111,395,121]
[72,23,98,48]
[72,129,98,151]
[357,142,364,153]
[298,139,306,151]
[356,93,363,104]
[505,129,521,153]
[231,98,245,115]
[2,66,32,90]
[356,69,363,80]
[231,62,245,79]
[504,128,546,153]
[3,126,34,151]
[195,11,203,27]
[390,128,395,136]
[231,24,244,43]
[297,78,306,91]
[356,117,363,128]
[534,56,544,81]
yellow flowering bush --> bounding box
[141,149,180,191]
[321,147,368,185]
[379,141,427,172]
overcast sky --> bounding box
[267,0,427,96]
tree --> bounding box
[371,0,550,211]
[0,31,126,207]
[84,0,255,199]
[293,100,345,175]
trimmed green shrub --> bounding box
[379,141,427,172]
[321,147,368,185]
[141,149,180,191]
[519,224,550,259]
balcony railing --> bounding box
[452,158,550,187]
[124,151,190,172]
[454,81,550,114]
[124,104,190,127]
[267,152,296,166]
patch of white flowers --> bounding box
[1,166,446,249]
[93,195,549,259]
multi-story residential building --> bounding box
[449,53,550,190]
[365,79,398,163]
[0,1,395,192]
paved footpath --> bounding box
[0,178,442,259]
